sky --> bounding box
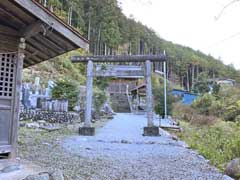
[118,0,240,69]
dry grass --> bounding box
[173,103,218,126]
[190,114,218,126]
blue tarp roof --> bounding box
[171,89,198,105]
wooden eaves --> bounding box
[0,0,89,68]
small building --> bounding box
[208,78,236,86]
[0,0,89,158]
[217,78,235,86]
[171,89,198,105]
[130,83,147,112]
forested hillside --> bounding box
[34,0,240,90]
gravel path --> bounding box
[62,113,232,180]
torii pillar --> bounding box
[79,60,95,136]
[143,60,159,136]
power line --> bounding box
[206,31,240,48]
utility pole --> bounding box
[154,51,167,118]
[163,50,167,119]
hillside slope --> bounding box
[29,0,240,90]
[23,51,86,85]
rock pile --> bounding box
[100,102,115,119]
[225,158,240,179]
[21,120,61,132]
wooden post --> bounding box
[11,38,26,158]
[145,60,153,127]
[85,60,93,127]
[137,88,139,113]
[79,60,95,136]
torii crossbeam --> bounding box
[71,54,166,63]
[71,54,167,136]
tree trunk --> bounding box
[181,77,184,88]
[104,43,107,55]
[192,65,195,90]
[94,43,96,55]
[128,42,132,55]
[212,69,215,79]
[167,61,170,79]
[88,18,91,41]
[44,0,47,7]
[68,6,72,26]
[100,41,102,55]
[97,27,101,55]
[196,65,199,81]
[186,67,190,91]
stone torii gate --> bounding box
[71,54,167,136]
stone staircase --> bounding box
[110,93,131,113]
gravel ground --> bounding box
[18,113,232,180]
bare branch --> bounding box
[215,0,240,20]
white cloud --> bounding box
[118,0,240,69]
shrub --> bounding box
[219,87,240,104]
[52,79,80,111]
[94,77,111,91]
[93,77,110,113]
[224,105,240,122]
[154,87,174,117]
[235,115,240,126]
[179,122,240,169]
[192,93,215,115]
[212,82,221,96]
[173,103,197,122]
[152,75,173,117]
[192,72,210,94]
[222,100,240,122]
[153,84,174,116]
[209,100,224,117]
[93,87,107,113]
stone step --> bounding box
[110,93,130,113]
